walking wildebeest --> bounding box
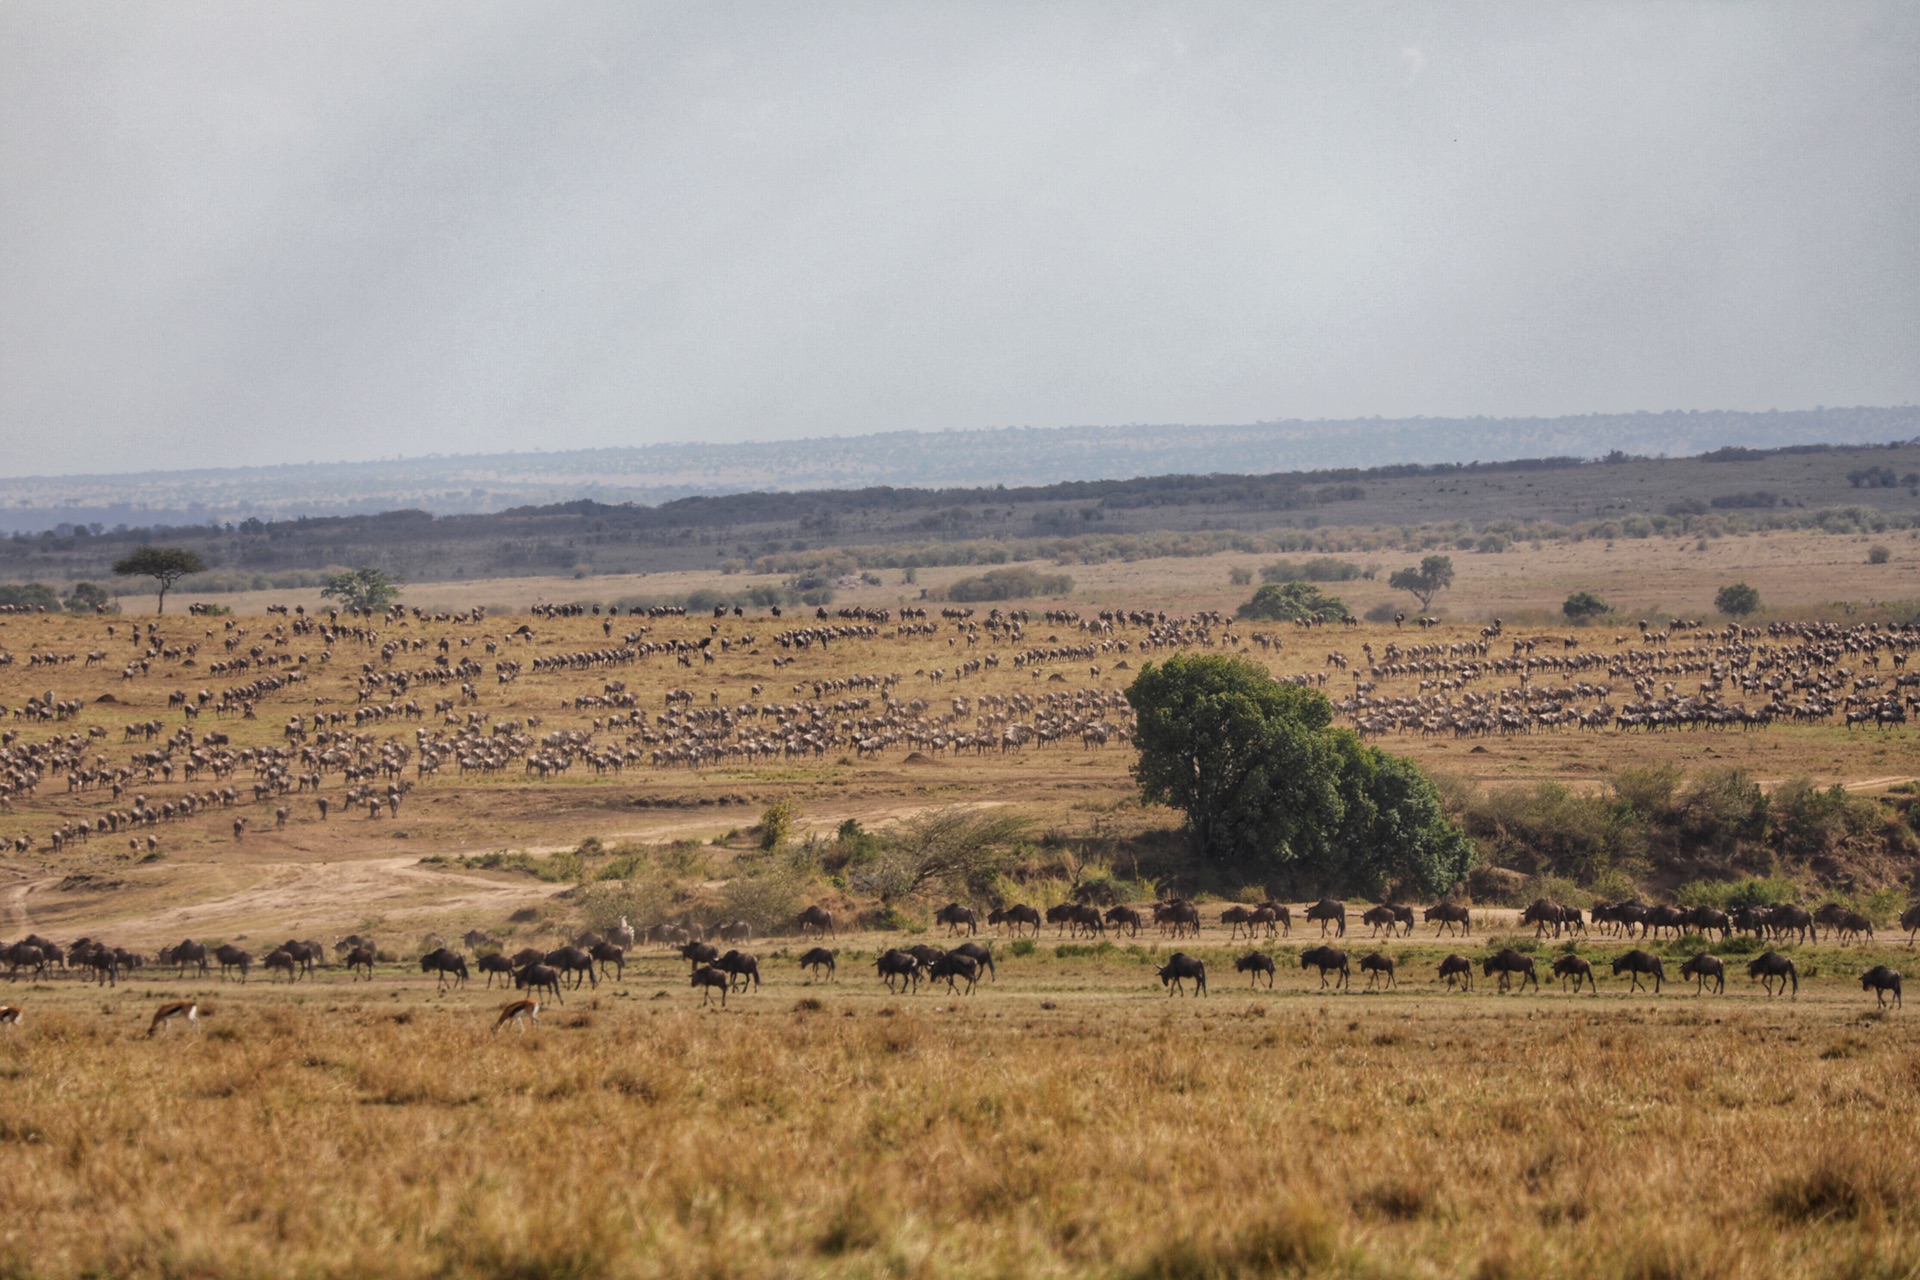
[876,949,922,993]
[1235,951,1275,989]
[1679,954,1726,995]
[1362,905,1413,938]
[927,952,981,994]
[1425,902,1471,937]
[1157,952,1207,996]
[1437,954,1474,991]
[164,939,209,978]
[1104,905,1143,937]
[1305,899,1347,938]
[1766,904,1815,944]
[988,904,1041,937]
[680,941,720,970]
[420,947,469,990]
[691,965,733,1007]
[715,949,760,991]
[589,941,626,981]
[545,946,598,989]
[1901,904,1920,948]
[1359,952,1396,990]
[1300,946,1350,991]
[1552,954,1597,994]
[934,903,979,936]
[344,944,376,980]
[515,962,564,1003]
[1748,951,1798,998]
[796,905,836,937]
[213,943,252,982]
[799,947,837,982]
[1612,949,1665,994]
[1862,966,1903,1008]
[479,953,515,987]
[950,941,995,982]
[1482,949,1538,993]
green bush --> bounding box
[1236,581,1351,622]
[945,566,1074,602]
[1868,545,1892,565]
[1715,582,1761,616]
[1562,590,1610,622]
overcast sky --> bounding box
[1,3,1915,477]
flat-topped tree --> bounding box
[1388,555,1454,613]
[111,546,205,614]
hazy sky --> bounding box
[2,3,1915,477]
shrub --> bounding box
[1869,545,1892,564]
[945,567,1074,602]
[719,862,811,934]
[1562,591,1610,622]
[1715,582,1761,616]
[1260,556,1361,584]
[758,799,802,850]
[1236,581,1351,621]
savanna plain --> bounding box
[3,526,1920,1279]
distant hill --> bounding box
[0,406,1913,535]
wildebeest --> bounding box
[934,903,978,936]
[1254,903,1291,937]
[1157,952,1207,997]
[1748,951,1798,998]
[545,946,598,989]
[1684,907,1732,939]
[1235,951,1275,989]
[1154,900,1200,938]
[691,965,733,1007]
[927,952,981,994]
[163,938,208,977]
[1221,905,1252,938]
[1424,902,1471,937]
[344,944,376,980]
[1680,954,1726,995]
[1552,954,1597,994]
[515,962,564,1003]
[875,949,922,993]
[1612,949,1665,994]
[1482,949,1538,993]
[420,947,469,990]
[478,953,516,987]
[950,941,995,982]
[1437,954,1474,991]
[264,948,299,982]
[589,941,626,981]
[1304,899,1347,938]
[715,920,753,944]
[1901,904,1920,948]
[1765,904,1815,944]
[799,947,837,981]
[680,941,720,970]
[1104,905,1143,937]
[988,904,1041,937]
[213,943,252,982]
[1862,965,1902,1008]
[1522,900,1582,938]
[1359,952,1396,990]
[715,949,761,990]
[796,905,836,937]
[1362,905,1413,938]
[1300,946,1350,991]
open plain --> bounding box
[2,527,1919,1278]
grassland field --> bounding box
[2,529,1919,1277]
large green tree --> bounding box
[321,566,404,613]
[111,546,205,613]
[1127,654,1474,894]
[1236,580,1351,622]
[1388,554,1454,613]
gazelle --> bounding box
[146,1001,200,1036]
[0,1006,20,1031]
[492,999,539,1033]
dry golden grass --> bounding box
[5,941,1920,1279]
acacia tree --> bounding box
[320,566,403,613]
[1388,555,1454,613]
[111,546,205,613]
[1715,582,1760,617]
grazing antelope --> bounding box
[146,1001,200,1036]
[0,1006,20,1031]
[492,999,540,1033]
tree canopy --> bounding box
[321,566,404,613]
[111,546,205,613]
[1562,590,1610,621]
[1715,582,1761,617]
[1235,580,1351,622]
[1126,654,1473,896]
[1388,555,1454,612]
